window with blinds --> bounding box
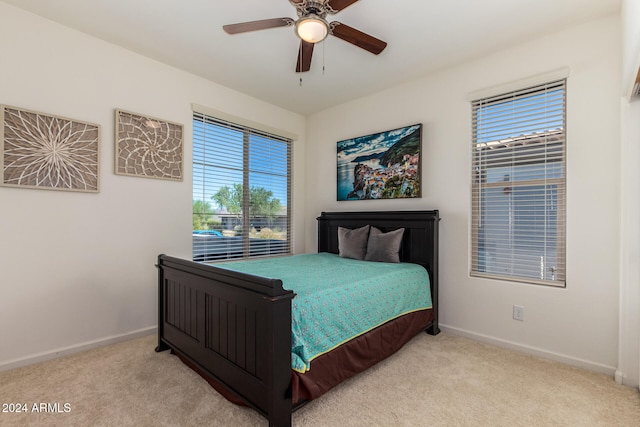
[471,79,566,286]
[192,112,292,262]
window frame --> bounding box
[192,111,293,262]
[470,78,567,287]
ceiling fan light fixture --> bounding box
[295,15,329,43]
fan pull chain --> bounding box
[322,39,325,75]
[298,41,303,86]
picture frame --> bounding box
[115,109,183,181]
[337,123,422,201]
[0,105,100,192]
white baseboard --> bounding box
[0,326,157,373]
[615,369,624,384]
[440,324,617,377]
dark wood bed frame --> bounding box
[155,210,439,426]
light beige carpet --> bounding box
[1,332,639,426]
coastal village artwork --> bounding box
[337,124,422,201]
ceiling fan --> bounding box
[222,0,387,73]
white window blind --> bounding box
[192,112,292,262]
[471,79,566,286]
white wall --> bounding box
[306,16,624,377]
[0,3,306,369]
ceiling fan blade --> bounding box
[326,0,359,12]
[295,40,314,73]
[223,17,294,34]
[330,21,387,55]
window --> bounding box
[471,79,566,286]
[192,112,292,262]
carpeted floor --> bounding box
[1,332,639,426]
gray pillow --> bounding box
[365,227,405,263]
[338,225,370,260]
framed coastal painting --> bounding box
[115,109,183,181]
[337,123,422,201]
[1,105,100,192]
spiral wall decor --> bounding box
[115,109,183,181]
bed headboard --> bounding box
[317,210,439,269]
[317,210,439,325]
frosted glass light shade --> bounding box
[295,16,328,43]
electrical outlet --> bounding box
[513,305,524,321]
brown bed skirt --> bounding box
[176,308,433,407]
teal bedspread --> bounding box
[216,252,432,373]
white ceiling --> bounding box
[1,0,621,115]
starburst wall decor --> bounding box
[0,105,100,192]
[115,110,183,181]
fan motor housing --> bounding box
[293,1,330,18]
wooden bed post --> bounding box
[266,293,293,427]
[426,215,440,335]
[155,254,170,353]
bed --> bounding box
[155,210,439,426]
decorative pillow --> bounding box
[365,227,405,263]
[338,225,371,260]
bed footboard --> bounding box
[155,254,295,427]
